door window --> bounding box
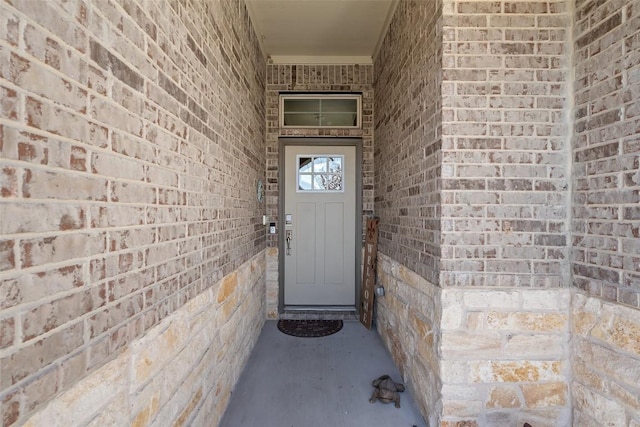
[297,155,344,192]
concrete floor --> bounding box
[220,320,427,427]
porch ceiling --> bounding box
[245,0,397,64]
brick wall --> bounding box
[441,0,571,289]
[0,0,266,425]
[572,0,640,308]
[374,0,443,287]
[264,64,374,317]
[374,1,573,425]
[572,0,640,424]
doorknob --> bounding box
[286,230,292,256]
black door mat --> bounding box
[277,319,343,338]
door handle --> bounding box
[286,230,292,256]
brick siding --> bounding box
[0,0,266,424]
[374,0,443,287]
[441,0,571,289]
[572,0,640,424]
[572,0,640,309]
[375,1,574,425]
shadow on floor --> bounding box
[220,320,427,427]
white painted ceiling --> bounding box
[245,0,397,64]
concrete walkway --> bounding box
[220,320,427,427]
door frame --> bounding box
[278,137,363,313]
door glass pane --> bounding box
[328,157,342,173]
[299,157,313,173]
[323,174,343,191]
[313,157,327,172]
[297,155,344,192]
[298,174,312,190]
[314,175,327,190]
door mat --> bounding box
[277,319,343,338]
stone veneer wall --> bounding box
[376,253,442,427]
[375,0,573,425]
[23,254,265,426]
[572,0,640,424]
[0,0,266,425]
[264,64,374,318]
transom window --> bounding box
[280,94,361,128]
[297,155,344,192]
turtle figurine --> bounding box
[369,374,405,408]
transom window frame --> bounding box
[296,154,346,193]
[279,93,362,129]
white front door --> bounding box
[284,145,356,306]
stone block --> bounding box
[486,385,521,408]
[462,291,521,309]
[132,318,188,389]
[590,312,640,357]
[217,272,238,303]
[522,289,571,310]
[441,384,481,401]
[440,421,479,427]
[521,382,567,408]
[486,311,568,332]
[504,334,566,357]
[23,353,128,426]
[469,361,564,383]
[441,331,503,358]
[85,391,129,427]
[572,383,626,427]
[441,289,464,329]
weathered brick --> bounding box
[89,40,143,92]
[20,233,106,268]
[1,203,86,235]
[0,0,267,424]
[22,288,106,341]
[0,166,19,198]
[1,322,83,389]
[7,53,87,113]
[0,316,15,349]
[4,265,84,312]
[0,85,18,120]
